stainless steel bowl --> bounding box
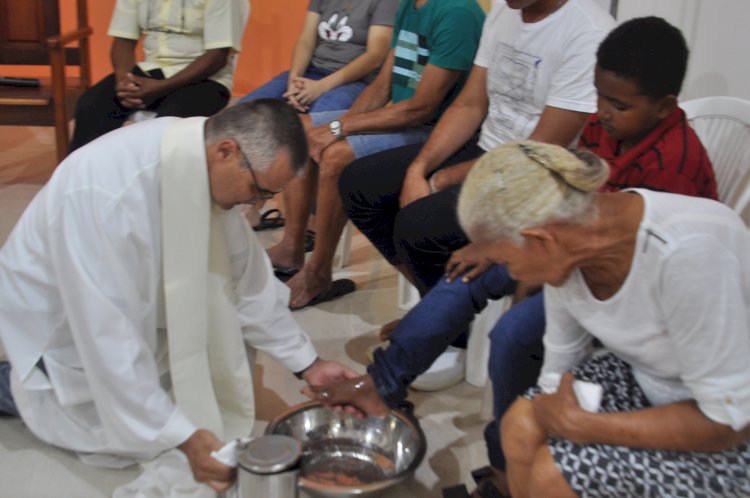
[265,401,426,498]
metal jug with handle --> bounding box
[237,435,300,498]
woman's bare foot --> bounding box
[379,319,401,341]
[287,264,332,309]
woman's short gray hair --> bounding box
[458,140,609,242]
[204,99,308,173]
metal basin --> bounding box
[265,401,426,498]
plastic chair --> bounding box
[681,96,750,225]
[333,221,353,270]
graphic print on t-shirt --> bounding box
[486,42,541,139]
[393,30,429,91]
[318,13,353,42]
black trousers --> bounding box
[339,138,485,296]
[69,67,230,152]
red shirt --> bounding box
[578,107,718,200]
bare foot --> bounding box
[267,241,304,271]
[286,265,332,309]
[379,319,401,341]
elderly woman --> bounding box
[307,140,750,497]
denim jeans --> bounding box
[369,265,517,404]
[0,361,20,417]
[367,265,546,471]
[238,66,367,113]
[483,292,545,470]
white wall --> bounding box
[612,0,750,102]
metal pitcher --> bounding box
[238,435,300,498]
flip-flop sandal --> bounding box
[296,278,356,309]
[253,208,285,231]
[273,266,299,282]
[305,229,316,253]
[442,484,470,498]
[470,467,509,498]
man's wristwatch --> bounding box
[329,120,344,139]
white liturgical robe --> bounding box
[0,117,317,462]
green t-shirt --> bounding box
[390,0,485,119]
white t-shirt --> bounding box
[474,0,614,151]
[542,189,750,431]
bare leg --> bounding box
[266,162,316,270]
[501,398,548,498]
[267,115,317,270]
[287,140,356,309]
[528,445,577,498]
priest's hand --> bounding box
[299,357,360,386]
[178,429,236,492]
[302,374,390,419]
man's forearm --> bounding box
[111,37,138,81]
[569,400,750,452]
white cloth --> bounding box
[474,0,614,151]
[538,373,603,413]
[0,117,317,463]
[541,189,750,431]
[108,0,250,90]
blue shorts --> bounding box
[310,110,432,159]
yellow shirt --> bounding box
[107,0,250,90]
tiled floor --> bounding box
[0,125,490,497]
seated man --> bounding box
[267,0,486,309]
[339,0,616,298]
[69,0,249,152]
[0,100,357,494]
[365,16,720,495]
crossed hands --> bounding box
[283,76,327,113]
[116,72,166,109]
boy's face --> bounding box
[594,66,674,147]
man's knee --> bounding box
[319,142,355,180]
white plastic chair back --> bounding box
[681,96,750,225]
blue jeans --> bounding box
[0,361,20,416]
[238,66,367,113]
[483,292,545,470]
[367,265,545,471]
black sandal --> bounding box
[253,208,285,231]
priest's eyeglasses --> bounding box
[238,146,280,204]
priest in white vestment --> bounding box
[0,100,359,493]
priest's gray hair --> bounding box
[204,99,308,173]
[458,140,609,243]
